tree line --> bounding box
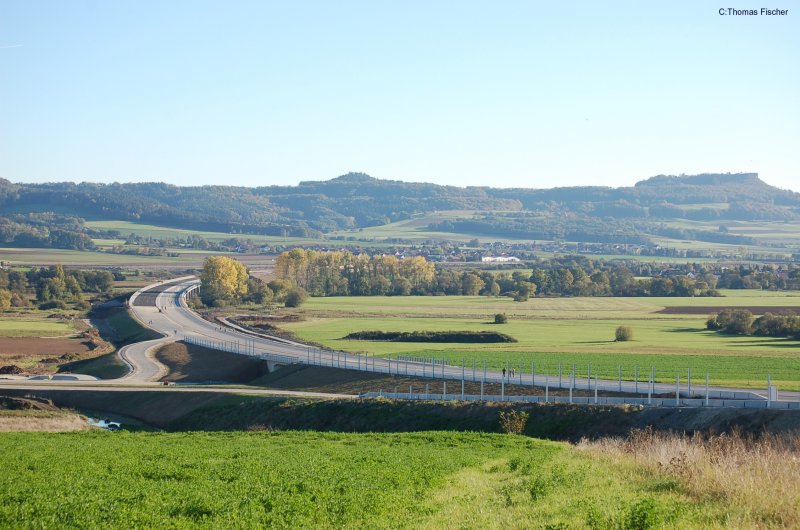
[0,213,96,250]
[707,309,800,339]
[0,265,114,310]
[272,250,730,299]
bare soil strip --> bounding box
[658,305,800,315]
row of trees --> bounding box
[275,249,436,296]
[272,250,723,299]
[707,309,800,338]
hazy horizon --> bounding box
[5,170,799,194]
[2,1,797,191]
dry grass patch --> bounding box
[579,427,800,527]
[0,410,90,432]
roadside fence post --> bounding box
[571,364,575,392]
[461,359,465,400]
[532,362,535,389]
[443,381,447,399]
[588,363,591,391]
[767,374,772,408]
[594,373,598,404]
[705,372,709,407]
[480,379,484,400]
[545,374,549,403]
[651,367,655,396]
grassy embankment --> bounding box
[0,396,90,433]
[0,429,779,529]
[276,291,800,390]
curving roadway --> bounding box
[3,277,798,406]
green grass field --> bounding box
[0,319,75,338]
[0,430,736,528]
[281,291,800,390]
[0,247,191,266]
[663,219,800,245]
[85,220,330,246]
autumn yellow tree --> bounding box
[0,289,11,311]
[200,256,249,306]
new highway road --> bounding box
[2,277,797,405]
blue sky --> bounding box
[1,1,798,190]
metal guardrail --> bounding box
[359,392,800,409]
[181,335,791,409]
[176,280,788,410]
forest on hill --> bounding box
[1,172,798,250]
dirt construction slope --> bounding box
[154,341,268,383]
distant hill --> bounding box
[1,172,798,249]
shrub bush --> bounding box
[706,309,753,335]
[284,287,308,308]
[499,409,529,435]
[74,300,91,310]
[494,313,508,324]
[615,325,634,341]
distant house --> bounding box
[660,269,695,279]
[481,256,520,263]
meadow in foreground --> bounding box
[0,430,770,529]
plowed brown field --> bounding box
[0,338,95,358]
